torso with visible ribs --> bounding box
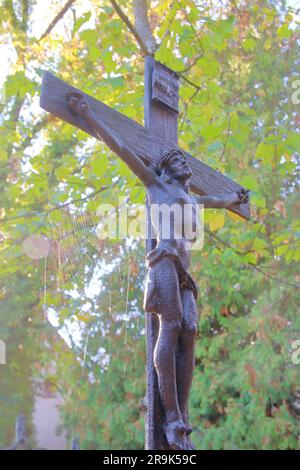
[146,179,200,269]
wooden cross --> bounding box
[40,56,250,450]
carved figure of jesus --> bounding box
[67,93,249,450]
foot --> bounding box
[184,423,195,450]
[163,420,191,451]
[185,434,195,450]
[185,424,193,435]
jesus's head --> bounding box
[156,149,192,181]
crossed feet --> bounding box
[163,420,195,451]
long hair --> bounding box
[156,148,187,176]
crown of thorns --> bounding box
[156,148,187,175]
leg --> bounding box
[149,258,189,449]
[154,318,182,425]
[176,288,198,444]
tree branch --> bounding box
[133,0,157,54]
[21,115,52,149]
[175,53,204,74]
[0,186,110,224]
[40,0,76,39]
[21,0,29,32]
[10,95,25,123]
[179,74,202,90]
[179,88,200,132]
[207,230,300,289]
[249,264,300,289]
[109,0,157,56]
[6,95,26,159]
[109,0,148,55]
[4,0,19,29]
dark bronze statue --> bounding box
[67,93,249,450]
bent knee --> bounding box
[154,319,182,367]
[181,322,198,339]
[160,318,183,335]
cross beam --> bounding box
[40,70,250,220]
[40,59,250,450]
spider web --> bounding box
[45,194,136,446]
[45,198,102,447]
[48,199,101,285]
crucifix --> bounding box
[40,56,250,450]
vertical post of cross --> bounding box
[144,56,180,450]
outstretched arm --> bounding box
[196,188,249,208]
[67,93,156,187]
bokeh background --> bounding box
[0,0,300,449]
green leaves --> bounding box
[5,71,36,99]
[205,209,225,231]
[73,11,91,34]
[0,0,300,452]
[277,23,293,40]
[207,141,223,153]
[285,132,300,151]
[242,37,256,52]
[81,29,101,61]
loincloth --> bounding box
[143,243,198,313]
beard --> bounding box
[175,168,192,180]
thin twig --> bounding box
[40,0,76,39]
[179,88,200,133]
[249,264,300,289]
[109,0,148,55]
[220,113,231,160]
[179,74,202,90]
[175,53,204,74]
[0,186,109,224]
[207,230,300,289]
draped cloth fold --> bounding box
[143,242,198,314]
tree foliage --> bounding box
[0,0,299,450]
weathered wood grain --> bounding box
[144,56,171,451]
[40,71,249,219]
